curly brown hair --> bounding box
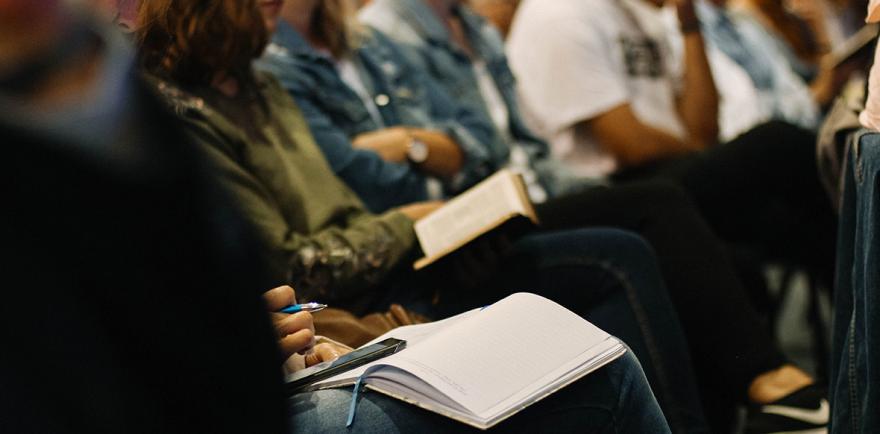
[136,0,268,86]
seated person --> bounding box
[0,3,285,431]
[505,0,836,283]
[831,3,880,431]
[354,0,822,430]
[134,0,706,430]
[689,0,823,133]
[0,3,667,433]
[259,0,499,213]
[730,0,831,77]
[269,286,671,433]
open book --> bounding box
[310,293,626,430]
[413,169,538,270]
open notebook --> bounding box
[310,293,626,430]
[413,169,538,270]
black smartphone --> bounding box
[285,338,406,394]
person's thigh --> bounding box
[288,351,669,433]
[830,132,880,433]
[614,121,835,271]
[496,229,708,433]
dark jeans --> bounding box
[374,228,709,433]
[614,121,837,284]
[830,131,880,433]
[535,181,787,431]
[290,351,670,433]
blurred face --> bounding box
[259,0,284,33]
[0,0,64,74]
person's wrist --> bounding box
[404,128,430,164]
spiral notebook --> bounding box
[310,293,626,430]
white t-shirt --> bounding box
[508,0,686,178]
[335,57,386,128]
[472,60,548,202]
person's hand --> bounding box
[352,127,410,163]
[450,233,514,289]
[262,285,316,359]
[304,342,351,367]
[397,200,445,221]
[427,231,515,291]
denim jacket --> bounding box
[360,0,562,190]
[256,22,494,213]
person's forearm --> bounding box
[677,31,719,149]
[352,127,464,178]
[408,128,464,178]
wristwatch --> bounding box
[406,135,430,164]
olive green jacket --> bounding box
[149,72,417,304]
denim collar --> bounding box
[389,0,452,46]
[271,20,333,62]
[388,0,495,61]
[695,0,727,30]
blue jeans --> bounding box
[830,131,880,433]
[289,350,670,433]
[379,228,708,433]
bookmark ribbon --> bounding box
[346,365,384,427]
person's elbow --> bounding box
[689,123,718,151]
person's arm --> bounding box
[587,104,703,166]
[258,53,431,213]
[672,0,719,149]
[185,120,417,302]
[288,89,431,213]
[352,126,464,177]
[352,29,494,191]
[507,5,709,169]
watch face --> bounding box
[408,139,429,163]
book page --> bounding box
[415,170,526,258]
[312,307,482,388]
[381,293,612,416]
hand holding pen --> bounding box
[263,286,319,358]
[279,302,327,314]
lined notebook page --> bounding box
[385,293,610,416]
[314,308,481,387]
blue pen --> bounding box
[279,302,327,314]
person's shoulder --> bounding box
[359,1,423,46]
[358,0,398,24]
[142,73,210,120]
[511,0,616,47]
[517,0,614,23]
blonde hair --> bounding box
[311,0,362,58]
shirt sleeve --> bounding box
[264,54,431,214]
[388,36,495,193]
[183,118,417,304]
[508,12,631,134]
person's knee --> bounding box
[632,181,696,213]
[745,121,815,153]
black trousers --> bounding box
[536,181,787,404]
[613,121,836,282]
